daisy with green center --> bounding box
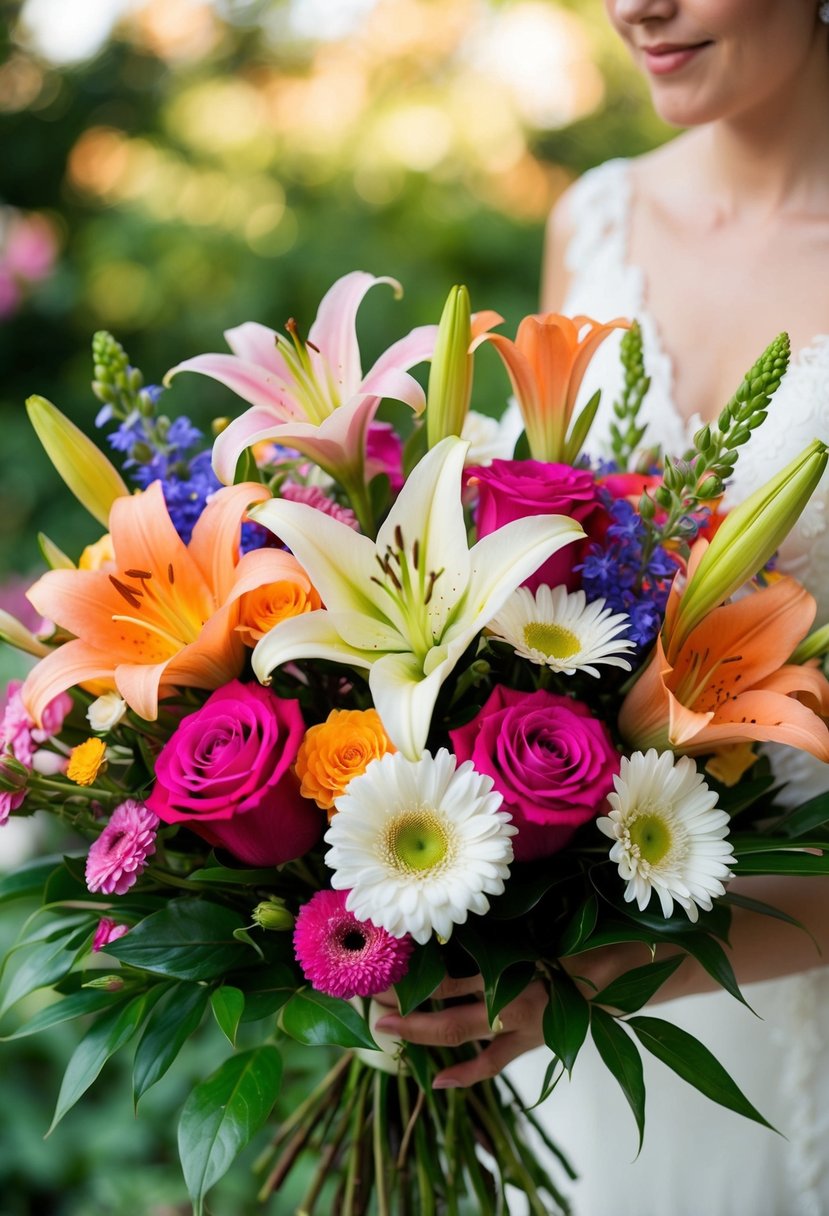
[597,749,736,923]
[324,748,516,944]
[486,585,634,677]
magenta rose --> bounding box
[450,685,620,861]
[146,680,322,866]
[469,459,605,592]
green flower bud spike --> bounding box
[667,438,828,660]
[252,898,294,932]
[426,285,474,449]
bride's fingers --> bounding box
[431,1032,529,1089]
[374,1000,496,1048]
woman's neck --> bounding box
[695,44,829,217]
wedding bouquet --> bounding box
[2,271,829,1215]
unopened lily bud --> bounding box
[668,438,828,658]
[87,692,128,733]
[791,622,829,665]
[426,285,473,448]
[252,898,294,932]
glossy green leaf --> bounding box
[557,894,599,956]
[0,856,64,903]
[211,986,245,1046]
[106,899,249,980]
[280,989,377,1050]
[629,1015,775,1130]
[774,790,829,838]
[487,961,537,1022]
[542,973,589,1075]
[133,982,209,1105]
[590,1008,645,1154]
[0,925,92,1019]
[722,892,814,945]
[591,955,685,1014]
[730,835,829,854]
[488,864,571,920]
[236,963,296,1023]
[178,1046,282,1216]
[394,935,445,1016]
[186,864,279,886]
[661,932,750,1011]
[1,987,115,1040]
[729,850,829,875]
[49,991,156,1133]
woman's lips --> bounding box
[642,42,711,76]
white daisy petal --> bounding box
[325,748,516,944]
[600,749,736,923]
[486,584,635,676]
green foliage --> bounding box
[279,989,377,1050]
[105,899,252,980]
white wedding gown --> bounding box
[509,159,829,1216]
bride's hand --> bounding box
[373,973,548,1089]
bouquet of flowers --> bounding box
[2,271,829,1216]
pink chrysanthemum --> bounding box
[0,788,26,825]
[1,681,72,766]
[85,799,159,895]
[293,888,414,999]
[92,917,129,952]
[280,483,359,530]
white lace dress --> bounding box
[509,159,829,1216]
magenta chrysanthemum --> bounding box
[92,917,129,952]
[293,888,414,999]
[280,483,359,530]
[85,799,159,896]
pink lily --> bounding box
[165,272,437,532]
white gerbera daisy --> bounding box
[597,749,736,923]
[486,585,634,677]
[325,748,516,944]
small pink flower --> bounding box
[280,482,359,530]
[0,789,26,825]
[294,889,414,999]
[365,421,404,493]
[2,681,72,766]
[92,917,129,952]
[85,799,159,895]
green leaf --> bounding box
[557,894,599,956]
[458,924,539,996]
[542,973,589,1075]
[211,986,245,1046]
[280,989,377,1050]
[186,864,280,886]
[773,790,829,838]
[564,389,602,463]
[488,863,570,920]
[133,982,209,1105]
[590,1008,646,1154]
[49,991,156,1133]
[106,899,249,980]
[0,925,92,1019]
[1,987,115,1040]
[729,850,829,875]
[394,936,445,1016]
[628,1015,775,1130]
[236,963,296,1023]
[0,856,65,903]
[591,956,685,1014]
[487,962,536,1022]
[178,1046,282,1216]
[722,891,814,944]
[661,932,750,1011]
[730,834,829,854]
[232,446,262,485]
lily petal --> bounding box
[23,640,115,727]
[309,272,401,393]
[252,610,376,684]
[166,353,300,417]
[368,650,448,761]
[188,481,271,603]
[224,321,291,376]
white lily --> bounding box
[250,436,584,759]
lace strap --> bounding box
[563,158,631,275]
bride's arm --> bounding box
[373,873,829,1088]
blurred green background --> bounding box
[0,1,669,1211]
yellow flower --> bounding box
[236,576,322,648]
[294,709,395,817]
[79,534,115,571]
[67,737,108,786]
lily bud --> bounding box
[0,607,49,658]
[668,438,828,658]
[26,395,129,528]
[791,622,829,665]
[252,897,294,932]
[426,285,473,448]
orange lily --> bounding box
[22,480,316,724]
[619,573,829,783]
[475,312,629,463]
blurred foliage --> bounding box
[0,0,669,578]
[0,1,669,1208]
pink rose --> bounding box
[450,686,620,861]
[469,459,605,592]
[146,680,322,866]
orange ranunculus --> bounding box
[22,480,314,725]
[476,312,629,463]
[236,577,322,648]
[619,573,829,783]
[294,708,395,817]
